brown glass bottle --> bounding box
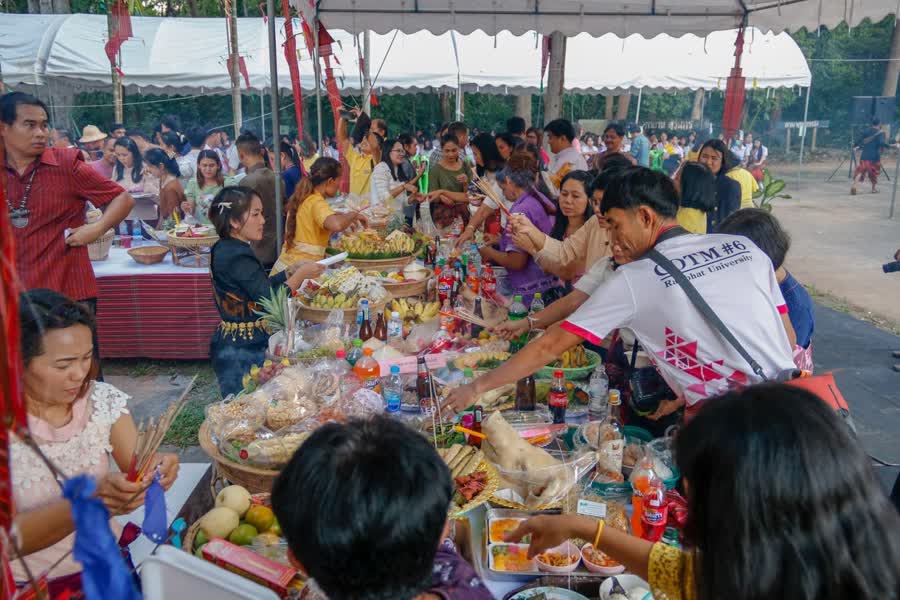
[373,311,388,341]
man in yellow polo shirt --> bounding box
[336,108,388,197]
[726,162,759,209]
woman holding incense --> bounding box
[11,288,180,596]
[479,150,558,305]
[455,133,507,248]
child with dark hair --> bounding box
[717,208,815,371]
[271,416,491,600]
[207,187,323,395]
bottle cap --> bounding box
[464,368,474,378]
[354,338,363,347]
[363,347,373,356]
[336,350,346,359]
[514,295,523,302]
[534,292,542,299]
[554,369,564,378]
[391,311,400,318]
[608,389,621,405]
[390,365,400,374]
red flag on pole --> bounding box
[281,3,305,136]
[104,0,132,77]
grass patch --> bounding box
[104,359,221,448]
[805,284,900,335]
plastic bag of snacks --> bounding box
[562,481,630,532]
[206,393,269,447]
[490,449,598,510]
[241,418,322,468]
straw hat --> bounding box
[79,125,108,144]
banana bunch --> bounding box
[309,292,357,309]
[555,344,591,369]
[384,230,416,254]
[390,298,440,323]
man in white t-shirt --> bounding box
[444,167,796,420]
[545,118,589,176]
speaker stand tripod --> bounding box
[826,127,890,183]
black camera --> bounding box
[883,260,900,273]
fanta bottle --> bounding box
[640,479,668,542]
[629,448,661,537]
[353,347,381,391]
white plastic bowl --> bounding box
[598,574,653,600]
[534,540,581,574]
[580,543,626,575]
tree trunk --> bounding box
[439,91,452,123]
[187,0,198,17]
[515,94,532,129]
[27,0,39,12]
[229,0,243,132]
[615,94,630,120]
[883,19,900,97]
[690,89,704,121]
[107,11,124,123]
[604,95,614,120]
[51,0,69,12]
[543,32,566,124]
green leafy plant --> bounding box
[752,170,791,212]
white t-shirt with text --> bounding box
[549,145,589,174]
[561,233,794,406]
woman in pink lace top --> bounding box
[12,289,179,593]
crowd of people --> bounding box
[4,87,899,600]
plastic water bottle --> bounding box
[587,366,610,420]
[346,338,364,367]
[530,292,545,315]
[387,311,403,340]
[119,222,131,248]
[468,244,482,274]
[508,295,529,352]
[131,222,143,247]
[383,365,403,413]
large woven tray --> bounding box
[198,421,279,495]
[166,230,219,247]
[296,295,392,324]
[344,255,415,270]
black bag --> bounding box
[627,341,676,416]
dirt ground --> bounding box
[767,159,900,329]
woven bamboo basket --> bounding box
[127,245,169,265]
[166,229,219,268]
[198,422,279,494]
[344,254,415,270]
[88,229,115,261]
[381,271,431,298]
[295,295,392,325]
[182,492,271,553]
[450,460,501,519]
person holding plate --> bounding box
[208,187,325,395]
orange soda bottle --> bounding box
[629,447,661,537]
[353,347,381,391]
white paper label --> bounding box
[577,499,607,518]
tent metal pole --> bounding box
[635,87,643,124]
[314,13,323,154]
[266,0,283,252]
[799,83,811,165]
[260,94,266,140]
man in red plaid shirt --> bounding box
[2,92,134,355]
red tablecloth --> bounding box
[94,249,220,360]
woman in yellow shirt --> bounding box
[505,384,900,600]
[273,157,367,273]
[675,161,717,234]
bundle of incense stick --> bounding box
[126,375,196,482]
[454,307,493,329]
[427,364,445,449]
[472,175,512,217]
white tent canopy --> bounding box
[294,0,899,37]
[0,14,809,97]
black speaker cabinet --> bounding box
[850,96,896,124]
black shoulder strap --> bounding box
[646,247,768,380]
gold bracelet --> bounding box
[593,519,605,549]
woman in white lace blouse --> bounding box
[371,137,423,210]
[12,289,179,593]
